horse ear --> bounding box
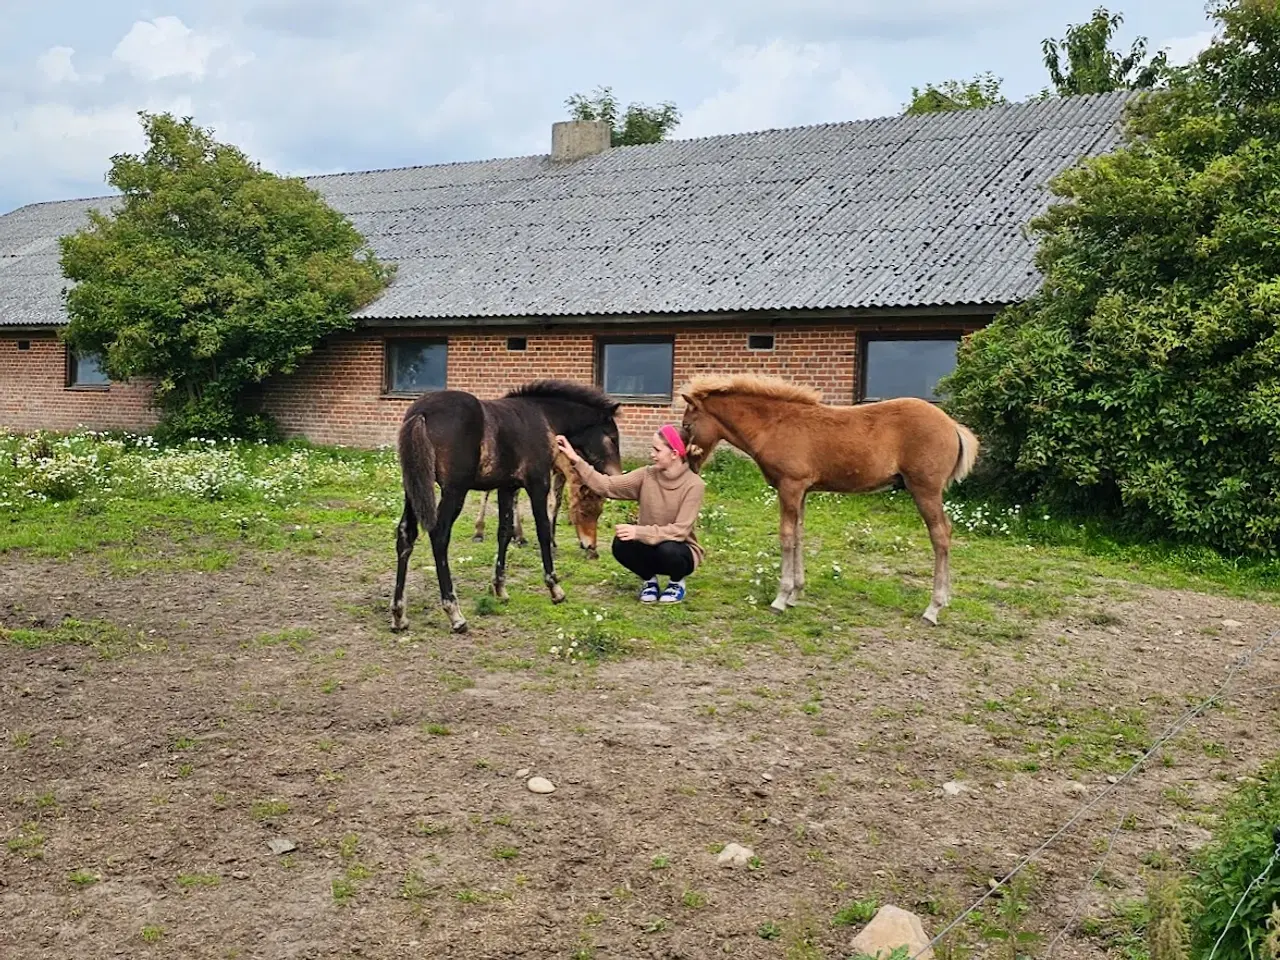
[680,393,700,411]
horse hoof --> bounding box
[451,619,469,634]
[769,599,788,614]
[491,585,509,601]
[471,534,484,543]
[550,585,567,604]
[922,608,940,626]
[391,619,408,632]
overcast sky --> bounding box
[1,0,1217,215]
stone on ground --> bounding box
[850,904,935,959]
[716,842,754,868]
[527,776,556,794]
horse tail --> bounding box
[398,413,438,533]
[948,422,980,487]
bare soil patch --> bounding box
[3,550,1279,959]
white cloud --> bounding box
[0,96,193,199]
[1157,28,1215,66]
[0,0,1219,215]
[112,16,223,82]
[679,39,898,139]
[37,46,79,84]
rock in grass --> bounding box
[849,905,935,960]
[268,838,297,855]
[716,842,754,867]
[527,777,556,794]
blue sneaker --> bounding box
[659,581,686,604]
[639,579,659,603]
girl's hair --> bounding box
[656,424,703,462]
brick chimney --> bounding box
[551,119,611,161]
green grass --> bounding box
[3,431,1277,667]
[0,618,164,658]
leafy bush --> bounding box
[1184,755,1280,959]
[940,0,1280,556]
[59,112,393,442]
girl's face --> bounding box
[651,433,681,470]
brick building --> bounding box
[0,91,1134,452]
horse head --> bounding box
[678,391,719,473]
[506,379,622,558]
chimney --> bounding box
[551,119,611,161]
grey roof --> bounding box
[0,90,1135,328]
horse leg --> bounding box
[492,488,517,601]
[429,485,470,633]
[472,490,490,542]
[548,470,564,556]
[513,490,527,546]
[770,480,805,613]
[789,491,808,607]
[909,484,952,626]
[391,497,418,632]
[526,477,566,604]
[552,469,565,526]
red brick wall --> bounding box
[258,318,988,453]
[5,318,990,452]
[0,334,158,434]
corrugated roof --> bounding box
[0,90,1135,328]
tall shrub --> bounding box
[941,0,1280,555]
[60,112,393,441]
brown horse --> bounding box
[471,451,606,558]
[393,380,621,633]
[679,374,979,624]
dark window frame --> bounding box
[17,340,30,351]
[595,335,675,403]
[65,346,110,391]
[506,336,528,352]
[747,333,775,351]
[857,331,963,404]
[382,337,449,397]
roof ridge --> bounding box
[3,90,1139,212]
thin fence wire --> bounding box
[1045,804,1132,956]
[910,623,1280,960]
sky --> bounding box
[1,0,1219,215]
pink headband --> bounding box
[658,424,687,458]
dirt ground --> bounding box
[3,542,1280,960]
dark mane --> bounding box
[505,379,619,414]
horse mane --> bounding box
[681,373,821,406]
[504,379,619,413]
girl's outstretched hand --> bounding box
[554,435,580,464]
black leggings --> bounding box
[611,537,695,581]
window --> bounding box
[17,340,30,351]
[859,334,960,402]
[507,336,528,351]
[66,347,110,388]
[747,334,775,351]
[597,337,674,401]
[385,339,447,395]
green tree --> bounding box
[59,112,393,441]
[565,85,680,145]
[939,0,1280,556]
[904,71,1008,115]
[1041,6,1171,95]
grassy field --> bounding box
[3,429,1280,959]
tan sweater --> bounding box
[572,460,706,567]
